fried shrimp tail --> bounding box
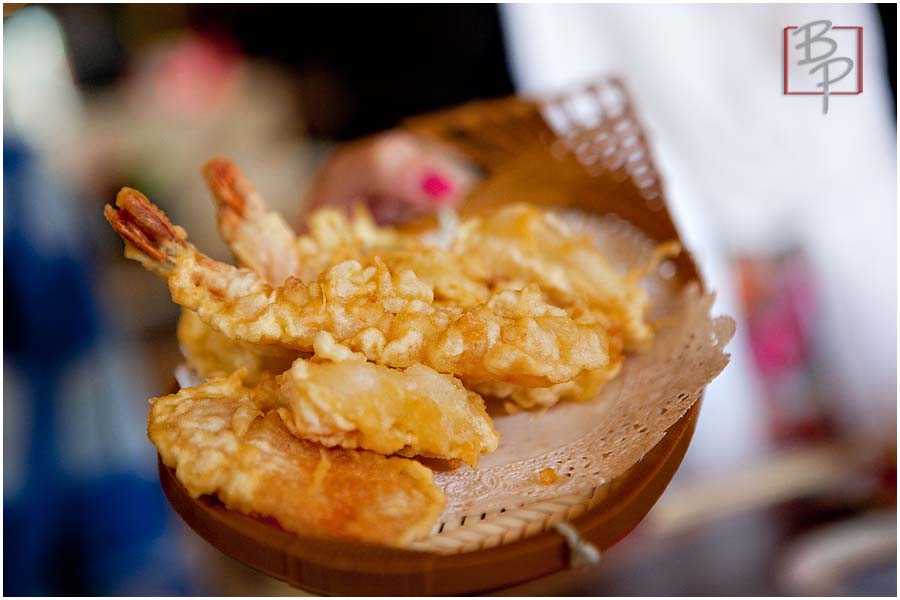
[149,371,445,546]
[103,187,186,276]
[203,157,301,285]
[203,157,260,221]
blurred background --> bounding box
[3,3,896,596]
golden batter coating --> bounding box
[176,309,300,385]
[275,332,498,467]
[453,203,679,350]
[149,371,445,547]
[105,188,610,387]
[198,161,673,410]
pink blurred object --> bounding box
[746,254,816,378]
[420,170,455,201]
[149,33,244,117]
[737,251,832,445]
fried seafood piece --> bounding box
[205,157,399,284]
[149,371,445,547]
[177,309,300,385]
[468,304,627,410]
[453,203,680,350]
[297,203,489,306]
[275,332,499,467]
[375,245,490,308]
[297,206,405,279]
[203,157,302,285]
[471,355,624,411]
[176,319,498,464]
[104,188,609,386]
[204,158,488,306]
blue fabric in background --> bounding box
[3,138,196,595]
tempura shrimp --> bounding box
[453,203,680,350]
[104,188,611,386]
[149,370,444,546]
[204,158,489,306]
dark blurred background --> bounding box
[4,4,896,596]
[52,4,517,139]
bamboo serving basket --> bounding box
[160,78,720,595]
